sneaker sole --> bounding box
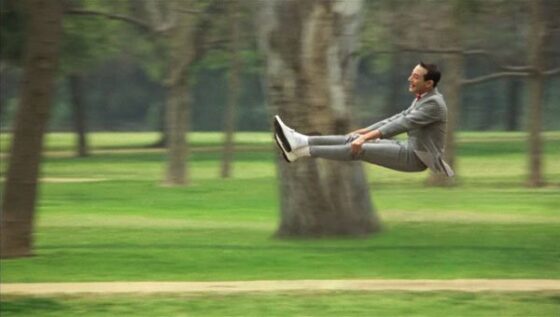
[274,134,292,163]
[274,115,292,152]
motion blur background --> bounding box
[1,0,559,132]
[1,1,559,315]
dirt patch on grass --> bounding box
[40,178,108,183]
[2,279,559,295]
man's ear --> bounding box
[426,80,434,89]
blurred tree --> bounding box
[258,0,380,237]
[526,0,547,187]
[426,1,467,187]
[62,0,124,156]
[458,0,560,186]
[158,0,197,186]
[0,0,25,66]
[1,0,64,258]
[0,0,26,122]
[221,0,241,178]
[67,74,87,156]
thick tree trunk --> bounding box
[383,6,404,118]
[221,0,241,179]
[427,11,462,187]
[165,76,189,185]
[384,51,403,118]
[259,0,380,237]
[1,0,63,258]
[68,73,88,157]
[163,0,196,186]
[427,52,461,187]
[526,0,546,187]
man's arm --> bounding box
[377,100,444,138]
[352,110,407,135]
[350,100,445,155]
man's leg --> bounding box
[309,140,427,172]
[308,135,355,146]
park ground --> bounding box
[1,132,559,316]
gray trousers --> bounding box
[309,135,427,172]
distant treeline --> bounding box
[1,54,558,132]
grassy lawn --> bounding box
[1,131,559,316]
[2,292,559,317]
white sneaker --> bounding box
[274,134,310,163]
[274,115,308,152]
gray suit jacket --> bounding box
[365,88,454,177]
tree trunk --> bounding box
[163,0,196,186]
[259,0,380,237]
[68,73,88,157]
[164,75,189,185]
[427,8,462,187]
[427,52,461,187]
[526,0,546,187]
[221,0,241,179]
[383,5,404,118]
[383,51,403,118]
[1,0,63,258]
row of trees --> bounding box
[1,0,559,258]
[2,1,560,134]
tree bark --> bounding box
[383,4,405,118]
[221,0,241,179]
[526,0,546,187]
[384,51,403,118]
[427,7,462,187]
[259,0,380,237]
[68,73,88,157]
[1,0,64,258]
[163,0,196,186]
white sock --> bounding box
[293,146,310,157]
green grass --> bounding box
[2,292,559,317]
[2,223,558,282]
[1,132,559,315]
[0,132,274,152]
[1,131,559,282]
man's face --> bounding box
[408,65,433,95]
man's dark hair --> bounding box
[419,62,441,87]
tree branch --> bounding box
[461,71,529,85]
[500,65,535,72]
[394,46,488,55]
[544,67,560,76]
[177,8,202,15]
[64,9,153,33]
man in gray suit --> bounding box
[274,62,454,177]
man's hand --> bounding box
[349,129,382,156]
[351,135,366,156]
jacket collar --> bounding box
[419,88,438,101]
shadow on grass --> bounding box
[1,297,66,315]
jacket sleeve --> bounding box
[377,100,444,138]
[364,109,407,132]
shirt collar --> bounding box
[416,88,436,101]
